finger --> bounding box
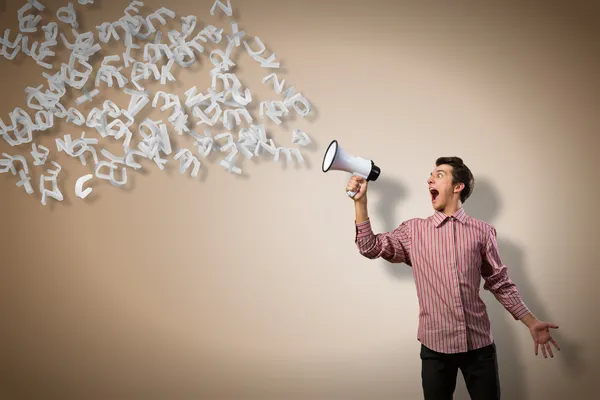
[546,343,554,358]
[547,323,559,329]
[346,182,360,191]
[550,337,560,350]
[534,342,539,356]
[541,344,547,358]
[351,176,364,184]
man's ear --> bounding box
[454,182,465,193]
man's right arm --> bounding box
[347,174,412,265]
[354,202,412,265]
[355,200,369,224]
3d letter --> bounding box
[210,0,232,17]
[75,174,93,199]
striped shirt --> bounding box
[355,207,530,354]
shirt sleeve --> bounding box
[355,218,412,265]
[481,225,531,320]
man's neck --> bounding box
[441,202,462,216]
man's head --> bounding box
[427,157,474,213]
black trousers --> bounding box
[420,342,501,400]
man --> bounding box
[346,156,560,400]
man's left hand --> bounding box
[529,320,560,358]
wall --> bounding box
[0,0,598,399]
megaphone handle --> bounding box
[347,172,368,198]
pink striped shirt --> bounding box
[355,207,530,354]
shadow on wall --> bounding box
[366,176,586,399]
[460,178,587,400]
[365,174,412,279]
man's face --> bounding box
[427,164,461,211]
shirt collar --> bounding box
[431,207,468,227]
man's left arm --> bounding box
[481,226,560,358]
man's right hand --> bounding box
[346,175,368,203]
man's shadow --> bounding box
[456,178,586,400]
[362,175,585,398]
[365,174,412,279]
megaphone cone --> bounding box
[322,139,381,198]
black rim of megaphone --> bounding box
[322,140,338,172]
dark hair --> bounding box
[435,156,474,203]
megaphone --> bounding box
[322,139,381,198]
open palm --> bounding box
[530,320,560,358]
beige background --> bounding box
[0,0,599,399]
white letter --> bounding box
[75,174,93,199]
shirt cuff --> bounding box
[510,303,531,320]
[355,218,373,239]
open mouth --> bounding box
[429,188,439,202]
